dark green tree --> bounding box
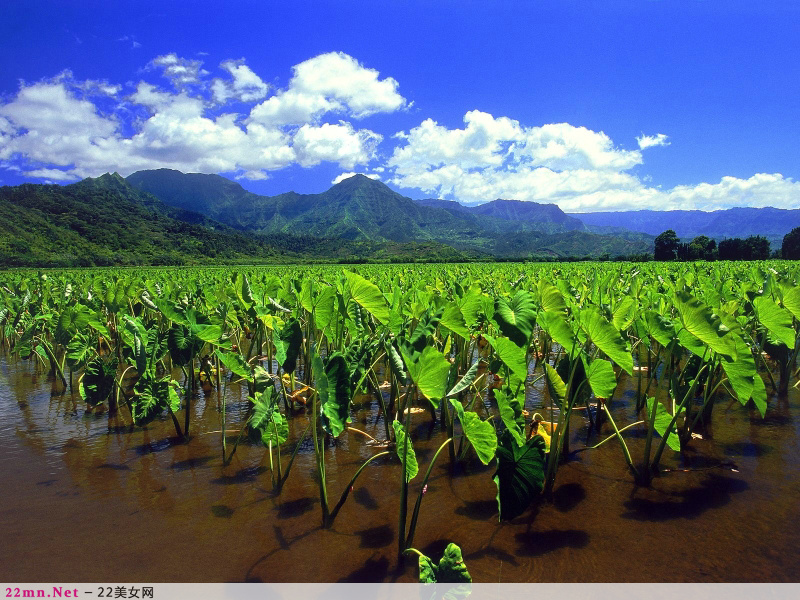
[745,235,770,260]
[654,229,679,261]
[687,235,717,261]
[782,227,800,259]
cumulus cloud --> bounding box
[389,111,800,211]
[0,52,404,181]
[248,51,406,127]
[212,59,269,103]
[637,133,669,150]
[332,172,381,185]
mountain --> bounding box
[128,169,649,257]
[0,174,469,267]
[572,207,800,246]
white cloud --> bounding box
[0,52,401,182]
[248,51,406,127]
[149,53,209,87]
[293,123,381,169]
[332,172,381,185]
[212,59,269,103]
[23,167,83,181]
[389,111,800,211]
[637,133,670,150]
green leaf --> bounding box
[754,296,795,349]
[274,318,303,374]
[493,430,546,521]
[449,399,497,465]
[168,324,202,366]
[437,543,473,583]
[418,555,437,584]
[392,420,418,482]
[646,397,681,452]
[81,357,118,407]
[401,345,451,408]
[538,282,566,313]
[538,311,577,356]
[781,286,800,321]
[494,387,526,447]
[674,291,736,360]
[458,284,485,327]
[493,290,536,347]
[583,357,617,399]
[248,387,288,446]
[344,270,389,324]
[612,297,635,332]
[544,363,566,402]
[580,307,634,375]
[483,334,527,388]
[645,310,676,347]
[414,544,472,584]
[317,352,352,437]
[445,360,480,398]
[440,302,471,340]
[215,348,251,380]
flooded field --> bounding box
[2,352,799,583]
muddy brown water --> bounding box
[1,353,799,583]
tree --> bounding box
[782,227,800,259]
[654,230,679,261]
[687,235,716,261]
[745,235,770,260]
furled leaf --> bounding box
[392,420,418,482]
[437,543,473,583]
[318,352,352,437]
[494,387,526,447]
[274,318,303,374]
[445,360,480,398]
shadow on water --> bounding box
[552,482,586,513]
[622,474,749,522]
[454,499,498,521]
[514,529,590,556]
[211,504,235,518]
[171,455,214,471]
[337,554,391,582]
[353,486,379,510]
[464,545,519,567]
[97,462,130,471]
[210,465,268,485]
[354,524,394,549]
[275,496,316,519]
[722,442,772,458]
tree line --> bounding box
[654,227,800,261]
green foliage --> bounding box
[493,431,547,521]
[415,543,472,584]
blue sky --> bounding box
[1,0,798,212]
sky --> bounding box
[0,0,799,212]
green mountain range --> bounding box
[126,169,652,259]
[1,169,658,267]
[0,173,466,267]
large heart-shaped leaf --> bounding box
[344,270,389,324]
[580,307,633,375]
[493,430,546,521]
[493,290,536,347]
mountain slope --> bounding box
[0,174,469,267]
